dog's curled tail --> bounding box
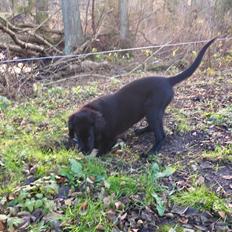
[168,37,217,86]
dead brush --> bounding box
[0,63,34,99]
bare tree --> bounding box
[119,0,129,47]
[61,0,84,54]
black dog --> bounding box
[68,38,217,156]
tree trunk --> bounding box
[92,0,96,35]
[119,0,129,47]
[61,0,84,54]
[36,0,48,26]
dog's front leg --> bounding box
[96,137,117,156]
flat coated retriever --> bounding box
[68,37,217,156]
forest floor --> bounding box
[0,51,232,231]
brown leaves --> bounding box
[80,201,88,212]
[222,175,232,180]
[0,215,7,231]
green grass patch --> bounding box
[172,186,231,214]
[170,108,191,133]
[84,157,107,182]
[63,198,113,232]
[205,105,232,128]
[202,145,232,162]
[157,224,184,232]
[106,175,138,197]
[72,84,98,100]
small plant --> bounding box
[0,96,11,111]
[157,224,184,232]
[84,157,107,183]
[60,159,84,187]
[4,177,59,231]
[141,162,176,216]
[60,157,107,187]
[172,186,231,215]
[105,175,138,197]
[92,47,104,61]
[205,106,232,128]
[47,86,65,97]
[72,84,98,100]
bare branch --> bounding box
[0,16,62,55]
[0,21,46,54]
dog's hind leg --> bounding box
[146,108,166,154]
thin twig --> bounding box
[112,40,172,78]
[43,73,109,86]
[33,8,60,32]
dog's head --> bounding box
[68,108,105,154]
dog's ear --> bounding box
[68,113,76,139]
[93,111,106,133]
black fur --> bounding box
[68,38,217,156]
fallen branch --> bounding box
[0,43,38,56]
[0,23,46,54]
[0,16,62,55]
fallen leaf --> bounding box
[106,209,116,221]
[86,177,94,184]
[137,219,143,226]
[103,196,111,208]
[0,215,7,222]
[96,224,105,231]
[120,212,127,221]
[222,175,232,180]
[115,201,123,210]
[115,150,124,155]
[80,201,88,211]
[8,194,15,201]
[171,205,188,215]
[0,221,5,231]
[191,164,198,171]
[0,197,7,205]
[195,176,205,185]
[178,216,188,224]
[218,211,226,219]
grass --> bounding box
[202,145,232,162]
[72,84,98,100]
[106,175,138,197]
[0,71,231,230]
[63,198,113,232]
[0,88,71,194]
[205,105,232,128]
[169,108,191,133]
[172,185,231,214]
[157,224,184,232]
